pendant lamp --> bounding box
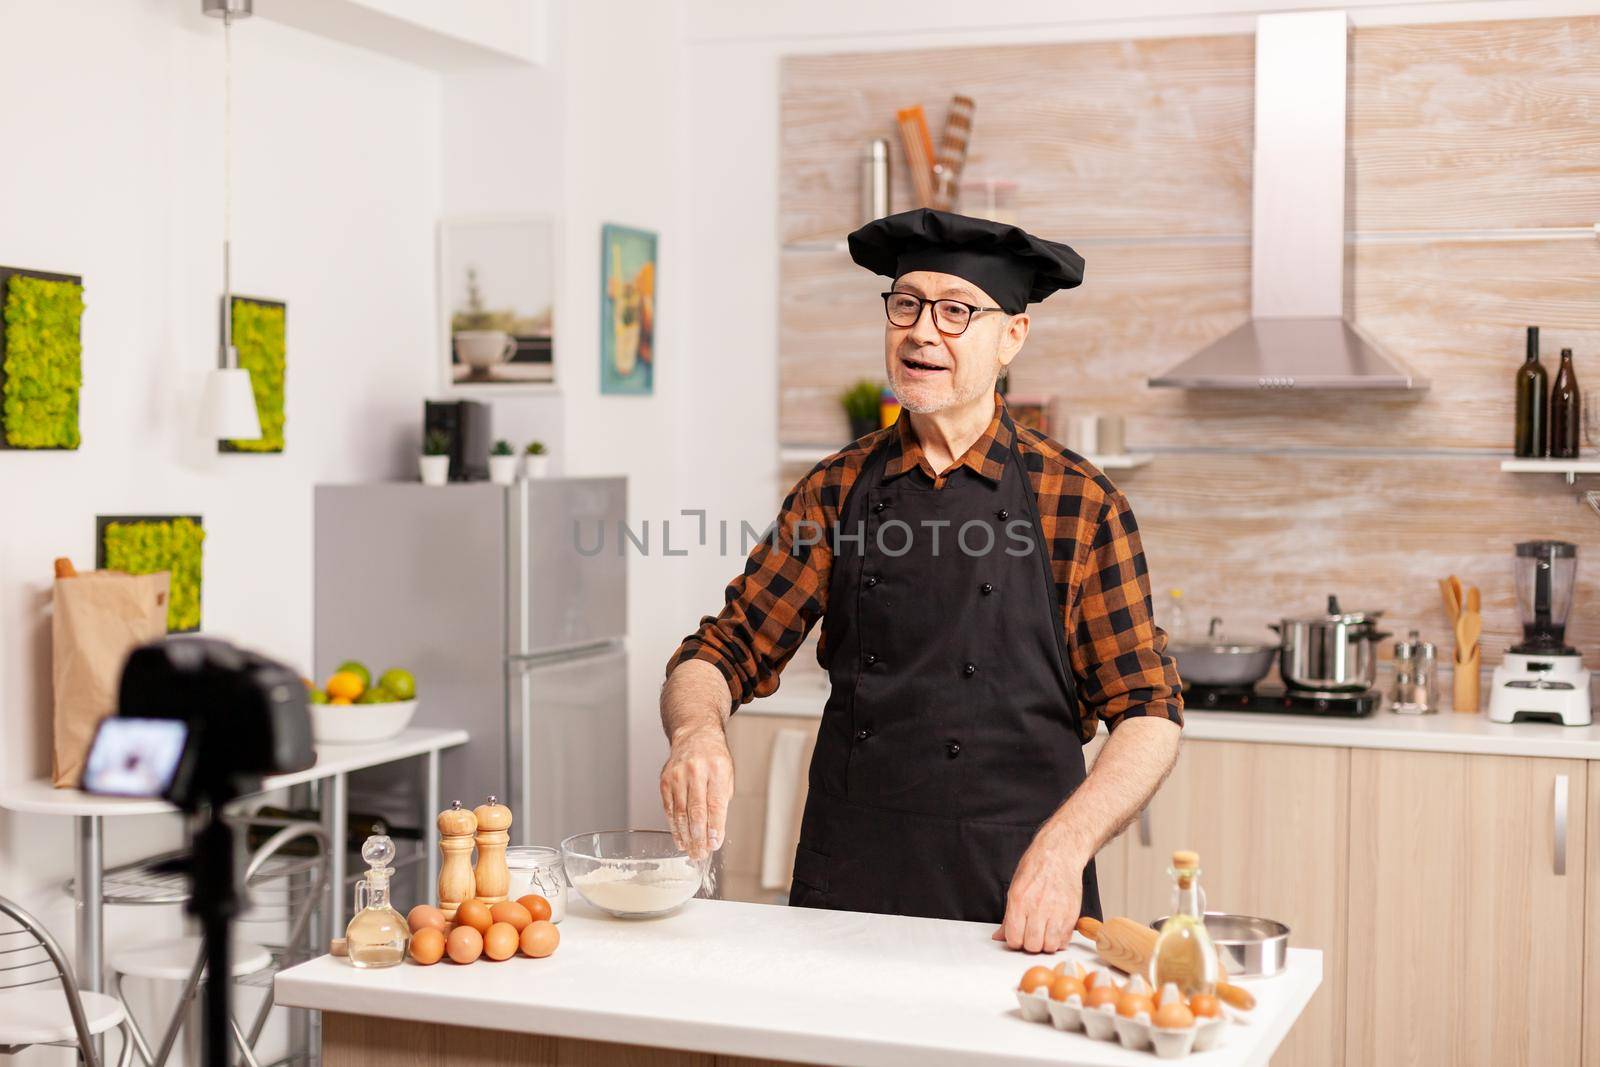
[200,0,261,442]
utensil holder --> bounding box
[1453,648,1480,713]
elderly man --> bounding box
[660,208,1183,953]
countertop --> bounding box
[741,677,1600,759]
[275,896,1321,1067]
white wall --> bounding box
[0,0,440,1037]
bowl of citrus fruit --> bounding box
[305,660,419,745]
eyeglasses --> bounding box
[881,291,1006,337]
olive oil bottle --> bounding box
[1148,850,1219,997]
[1514,326,1548,458]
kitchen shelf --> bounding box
[1499,457,1600,484]
[780,444,1153,470]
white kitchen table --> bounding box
[276,895,1321,1067]
[0,727,468,998]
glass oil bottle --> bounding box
[1148,850,1219,997]
[345,835,409,968]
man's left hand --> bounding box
[992,825,1084,954]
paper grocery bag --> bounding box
[51,570,171,787]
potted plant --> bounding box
[841,380,883,442]
[523,440,550,479]
[420,430,451,486]
[452,267,517,372]
[489,439,518,485]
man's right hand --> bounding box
[659,724,734,860]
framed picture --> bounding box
[600,223,656,396]
[219,295,286,453]
[438,215,557,392]
[0,265,84,451]
[95,514,205,633]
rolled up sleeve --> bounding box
[1069,490,1184,735]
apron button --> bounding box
[946,741,961,758]
[874,501,888,514]
[963,662,977,677]
[980,582,993,595]
[865,575,879,588]
[996,508,1009,521]
[864,652,878,666]
[856,727,873,741]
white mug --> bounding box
[454,330,517,368]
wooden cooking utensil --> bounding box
[1466,585,1480,616]
[1439,577,1460,622]
[1076,916,1256,1011]
[1449,575,1463,616]
[1457,612,1482,658]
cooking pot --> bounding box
[1272,595,1390,692]
[1169,617,1279,689]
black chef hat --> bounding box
[847,208,1085,314]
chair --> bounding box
[0,894,134,1067]
[111,819,330,1067]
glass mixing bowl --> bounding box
[560,830,707,919]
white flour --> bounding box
[573,858,704,913]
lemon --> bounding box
[326,671,365,701]
[329,696,353,706]
[334,660,372,690]
[378,668,416,701]
[309,688,329,705]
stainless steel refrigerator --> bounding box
[313,478,628,848]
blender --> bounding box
[1488,540,1592,725]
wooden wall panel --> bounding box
[1349,17,1600,231]
[780,34,1255,245]
[1122,452,1598,664]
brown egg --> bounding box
[407,905,448,935]
[520,920,560,958]
[517,894,552,923]
[490,901,533,931]
[409,927,445,965]
[1189,994,1221,1019]
[1047,974,1085,1002]
[1153,1001,1196,1029]
[456,900,493,935]
[1117,991,1155,1019]
[1018,965,1054,994]
[484,921,519,961]
[446,925,483,964]
[1084,983,1120,1010]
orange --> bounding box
[326,671,364,700]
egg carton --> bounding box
[1015,970,1227,1060]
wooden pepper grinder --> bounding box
[437,800,477,920]
[472,795,514,904]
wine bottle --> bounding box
[1513,326,1548,457]
[1549,348,1581,459]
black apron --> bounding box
[788,430,1100,924]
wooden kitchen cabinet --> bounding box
[1121,740,1349,1067]
[1584,760,1598,1067]
[1346,750,1589,1067]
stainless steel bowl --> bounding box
[1150,912,1290,978]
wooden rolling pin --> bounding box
[1077,916,1256,1011]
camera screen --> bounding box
[83,718,189,798]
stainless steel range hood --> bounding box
[1149,10,1427,392]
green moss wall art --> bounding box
[221,296,286,453]
[96,515,205,633]
[0,266,85,450]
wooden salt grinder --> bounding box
[472,795,514,904]
[437,800,477,919]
